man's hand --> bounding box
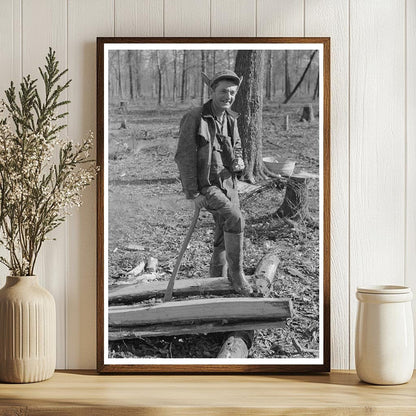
[193,194,207,210]
[232,157,245,173]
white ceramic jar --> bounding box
[355,285,414,385]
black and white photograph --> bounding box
[97,38,330,373]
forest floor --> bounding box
[107,98,321,359]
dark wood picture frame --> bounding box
[97,37,330,374]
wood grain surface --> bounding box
[67,0,114,369]
[305,0,350,372]
[0,0,414,371]
[0,371,415,415]
[349,0,406,369]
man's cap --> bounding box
[202,70,243,88]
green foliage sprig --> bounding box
[0,48,96,276]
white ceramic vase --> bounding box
[0,276,56,383]
[355,285,414,385]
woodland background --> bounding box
[107,49,319,105]
[107,48,321,359]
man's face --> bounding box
[210,80,239,112]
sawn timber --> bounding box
[109,277,237,305]
[108,297,292,338]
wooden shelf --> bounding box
[1,370,415,415]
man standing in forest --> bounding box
[175,70,252,296]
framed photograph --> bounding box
[97,37,330,373]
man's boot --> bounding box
[224,231,253,296]
[209,246,228,278]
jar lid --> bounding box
[357,285,411,294]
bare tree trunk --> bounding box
[156,51,163,105]
[283,50,317,104]
[212,50,216,74]
[234,50,278,184]
[284,50,291,102]
[193,73,198,98]
[173,50,178,102]
[109,77,114,98]
[128,50,134,100]
[164,69,171,99]
[313,73,319,100]
[135,50,142,98]
[181,50,187,103]
[117,50,123,98]
[272,51,279,97]
[200,51,206,105]
[265,50,272,101]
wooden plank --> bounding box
[211,0,255,37]
[114,0,163,36]
[0,0,21,100]
[109,298,292,327]
[109,277,233,304]
[109,275,274,304]
[108,275,278,305]
[406,0,416,367]
[109,320,286,339]
[257,0,304,37]
[164,0,210,36]
[349,0,406,369]
[22,0,67,369]
[3,371,416,413]
[67,0,114,369]
[305,0,350,370]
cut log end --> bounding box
[276,174,316,224]
[217,331,254,358]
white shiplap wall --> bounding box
[0,0,413,370]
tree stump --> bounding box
[300,104,315,122]
[120,101,128,129]
[284,114,290,131]
[217,331,254,358]
[276,173,317,225]
[120,100,128,112]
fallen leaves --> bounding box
[107,102,321,360]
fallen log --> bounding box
[255,252,280,284]
[109,277,257,305]
[217,331,254,358]
[217,252,281,358]
[109,320,286,340]
[253,252,280,297]
[109,297,292,327]
[126,261,146,277]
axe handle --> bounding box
[163,207,200,302]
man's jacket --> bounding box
[175,100,242,199]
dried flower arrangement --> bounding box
[0,48,96,276]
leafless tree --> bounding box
[234,50,279,183]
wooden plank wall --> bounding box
[0,0,413,370]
